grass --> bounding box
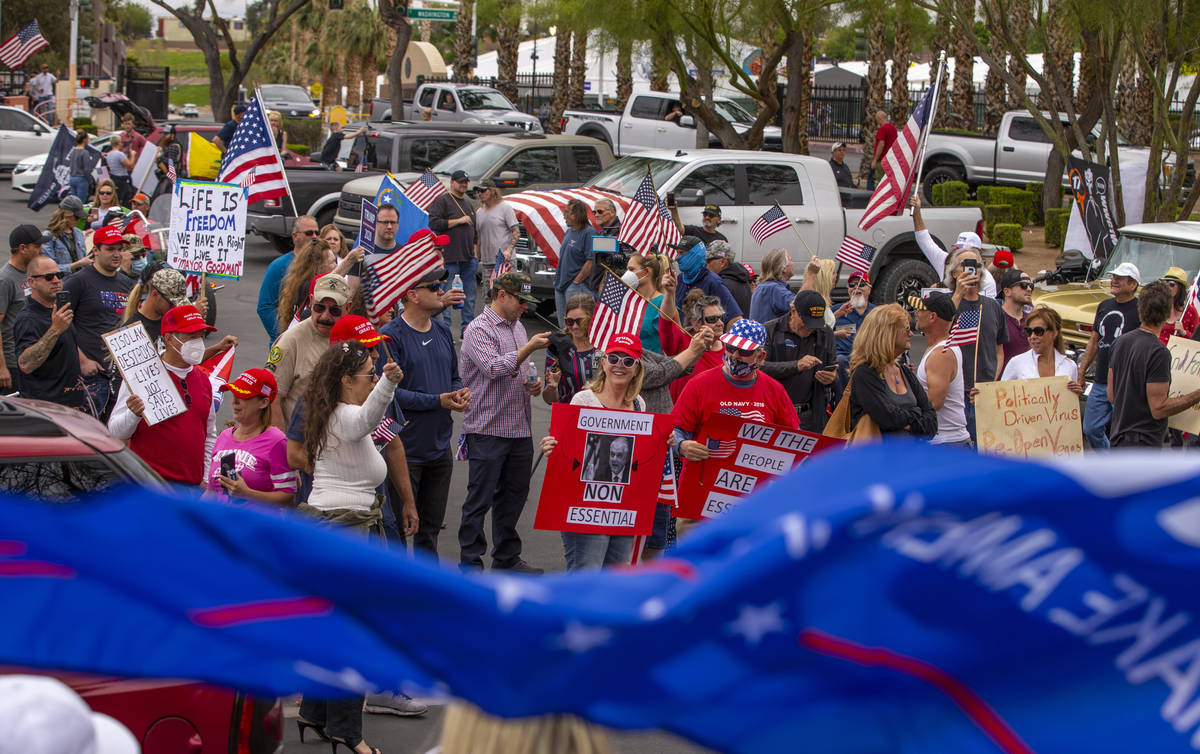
[169,83,212,107]
[128,40,232,78]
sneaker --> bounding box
[493,559,543,574]
[364,691,428,717]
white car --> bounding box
[11,132,117,193]
[0,106,56,172]
[181,104,199,118]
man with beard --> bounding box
[266,274,349,429]
[999,269,1033,364]
[833,270,874,395]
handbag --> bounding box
[822,371,881,444]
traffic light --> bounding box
[328,0,343,8]
[78,77,94,88]
[79,37,93,65]
[853,29,867,61]
[79,0,93,16]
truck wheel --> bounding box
[268,235,292,254]
[921,165,964,203]
[875,257,939,311]
[580,128,612,150]
[315,207,335,229]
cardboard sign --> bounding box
[359,199,377,252]
[533,403,673,536]
[167,179,248,279]
[975,376,1083,457]
[677,414,844,520]
[1167,335,1200,434]
[103,322,186,426]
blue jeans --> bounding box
[440,258,478,336]
[69,176,89,203]
[556,282,595,327]
[1084,384,1113,449]
[561,532,635,571]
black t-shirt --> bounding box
[13,299,83,407]
[1109,329,1170,447]
[63,266,134,364]
[131,311,162,345]
[683,225,727,247]
[1092,297,1140,385]
[830,159,854,188]
[956,295,1008,392]
[319,132,345,165]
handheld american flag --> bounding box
[944,307,980,350]
[656,195,681,259]
[489,248,511,286]
[166,158,177,183]
[835,236,878,275]
[618,173,670,255]
[403,168,446,212]
[0,21,49,70]
[589,272,648,354]
[750,205,791,245]
[218,96,289,206]
[362,234,442,319]
[858,64,943,231]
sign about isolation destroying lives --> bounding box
[103,322,186,426]
[168,179,248,279]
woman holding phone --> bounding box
[204,369,296,505]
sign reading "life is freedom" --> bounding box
[534,404,673,536]
[168,179,248,279]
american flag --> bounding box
[371,416,401,445]
[750,205,791,245]
[505,187,628,265]
[362,233,442,319]
[858,74,941,231]
[403,168,445,211]
[835,236,878,274]
[197,345,236,413]
[589,271,648,354]
[166,158,176,183]
[1182,275,1200,337]
[706,437,738,459]
[489,247,511,286]
[218,97,288,205]
[656,195,681,259]
[239,168,255,188]
[944,307,980,350]
[0,21,49,70]
[618,172,674,256]
[657,452,677,507]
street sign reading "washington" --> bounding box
[407,8,457,20]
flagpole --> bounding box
[778,200,816,258]
[255,90,299,218]
[909,50,947,214]
[601,264,691,340]
[972,299,982,386]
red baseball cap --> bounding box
[220,368,278,401]
[161,305,217,335]
[742,263,757,280]
[329,315,391,347]
[848,270,871,285]
[93,225,126,246]
[606,333,642,359]
[408,229,451,247]
[992,248,1014,269]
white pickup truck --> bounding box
[561,91,783,156]
[396,83,543,133]
[511,149,983,306]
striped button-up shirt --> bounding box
[461,306,533,438]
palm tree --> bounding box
[615,38,633,108]
[1006,0,1029,109]
[983,66,1004,136]
[347,1,386,106]
[858,0,887,186]
[950,0,975,131]
[547,28,572,132]
[890,0,912,124]
[1041,1,1074,112]
[1130,28,1160,147]
[495,0,521,102]
[932,7,951,128]
[568,30,586,108]
[454,0,476,77]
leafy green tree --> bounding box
[114,3,153,41]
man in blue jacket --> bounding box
[671,236,742,324]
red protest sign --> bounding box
[534,403,674,536]
[677,413,844,520]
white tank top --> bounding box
[917,342,970,444]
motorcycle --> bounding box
[1033,248,1100,287]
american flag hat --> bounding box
[719,318,767,351]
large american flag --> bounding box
[505,187,624,265]
[750,205,791,245]
[618,172,676,257]
[362,234,442,319]
[858,75,941,231]
[835,236,878,275]
[217,96,288,205]
[0,21,49,70]
[403,168,445,211]
[944,307,980,349]
[589,271,648,354]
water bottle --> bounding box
[451,274,464,310]
[526,360,538,387]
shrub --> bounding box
[961,200,985,208]
[932,180,969,206]
[289,143,311,156]
[991,187,1037,226]
[992,223,1023,251]
[983,204,1013,240]
[976,185,996,205]
[283,116,323,152]
[1044,207,1071,248]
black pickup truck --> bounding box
[246,122,521,252]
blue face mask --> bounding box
[130,257,147,276]
[724,353,757,378]
[677,243,706,284]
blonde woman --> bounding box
[88,179,123,229]
[847,304,937,437]
[42,199,91,274]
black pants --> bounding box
[298,696,362,743]
[408,450,454,555]
[111,175,134,205]
[458,434,533,568]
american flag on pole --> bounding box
[218,97,288,205]
[589,272,648,353]
[944,307,980,350]
[657,453,677,507]
[618,172,671,255]
[0,21,49,70]
[749,204,791,245]
[362,234,442,319]
[402,168,445,211]
[656,195,681,259]
[858,77,940,231]
[166,159,176,183]
[489,247,511,286]
[835,236,878,274]
[197,345,236,413]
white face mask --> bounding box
[175,336,204,365]
[621,269,640,288]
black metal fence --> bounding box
[0,71,27,98]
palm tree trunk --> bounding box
[1041,1,1074,112]
[547,28,572,133]
[858,0,887,185]
[615,37,633,109]
[568,30,586,108]
[650,37,670,92]
[890,0,911,123]
[1006,0,1028,109]
[362,53,379,102]
[1130,28,1159,148]
[454,0,475,78]
[347,56,362,108]
[495,0,520,101]
[950,0,975,131]
[983,66,1004,136]
[932,8,951,128]
[782,26,812,155]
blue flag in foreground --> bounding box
[4,445,1200,753]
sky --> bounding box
[136,0,249,19]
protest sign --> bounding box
[677,414,844,520]
[167,179,248,278]
[1167,335,1200,434]
[102,322,186,426]
[975,376,1083,457]
[534,403,673,536]
[359,199,377,252]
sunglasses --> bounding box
[1023,326,1053,336]
[564,316,586,326]
[724,344,757,358]
[300,229,320,237]
[98,191,114,196]
[32,271,65,281]
[702,314,723,324]
[312,302,343,317]
[414,283,443,292]
[1014,281,1033,290]
[849,280,869,289]
[351,371,378,380]
[605,353,638,368]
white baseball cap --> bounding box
[0,675,140,754]
[953,231,983,249]
[1110,262,1141,284]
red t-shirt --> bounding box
[875,122,898,157]
[671,366,800,435]
[669,348,724,402]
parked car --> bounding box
[256,84,321,119]
[394,83,543,133]
[562,91,783,155]
[181,103,200,118]
[334,133,615,235]
[1033,221,1200,352]
[509,149,982,305]
[0,105,56,172]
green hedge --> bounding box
[961,200,985,210]
[983,204,1013,240]
[976,185,996,204]
[1045,207,1071,248]
[992,223,1024,251]
[932,180,969,207]
[290,143,311,156]
[988,187,1038,226]
[283,116,323,152]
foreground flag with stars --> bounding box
[0,21,49,70]
[618,172,673,255]
[218,95,289,206]
[4,446,1200,753]
[749,204,792,245]
[589,271,648,353]
[362,232,442,319]
[655,194,681,259]
[944,306,980,350]
[835,236,878,275]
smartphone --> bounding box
[963,262,978,275]
[820,363,838,371]
[666,191,676,206]
[55,291,71,310]
[220,452,238,480]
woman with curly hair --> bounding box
[276,239,337,332]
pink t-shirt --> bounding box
[205,426,297,500]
